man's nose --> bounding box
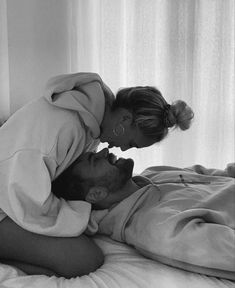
[96,148,109,158]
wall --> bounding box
[6,0,71,113]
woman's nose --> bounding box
[121,146,128,151]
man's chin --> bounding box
[118,158,134,179]
[126,158,134,173]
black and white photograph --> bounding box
[0,0,234,287]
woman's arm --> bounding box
[1,149,91,236]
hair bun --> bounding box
[166,100,194,130]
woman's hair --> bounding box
[112,86,194,142]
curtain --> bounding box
[0,0,234,173]
[0,0,9,124]
[71,0,235,173]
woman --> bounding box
[0,72,193,278]
[100,85,193,151]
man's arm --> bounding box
[185,163,235,178]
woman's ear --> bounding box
[85,186,108,203]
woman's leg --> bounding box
[0,217,104,278]
[1,259,58,277]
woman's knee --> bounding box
[0,218,104,278]
[51,235,104,278]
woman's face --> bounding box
[108,124,155,151]
[100,108,155,151]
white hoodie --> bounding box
[0,72,108,236]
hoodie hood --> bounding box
[44,72,106,138]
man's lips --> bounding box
[108,153,118,164]
[108,143,114,149]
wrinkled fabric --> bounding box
[0,72,106,236]
[88,164,235,280]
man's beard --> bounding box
[118,158,134,181]
[92,158,134,193]
[113,158,134,190]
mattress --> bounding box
[0,235,234,288]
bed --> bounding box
[0,234,234,288]
[1,162,235,287]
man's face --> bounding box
[72,148,134,193]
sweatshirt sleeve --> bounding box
[185,163,235,178]
[45,72,104,101]
[1,149,91,236]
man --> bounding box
[53,148,235,281]
[0,148,135,278]
[52,147,139,209]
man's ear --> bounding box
[85,186,108,203]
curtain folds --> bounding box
[71,0,235,172]
[0,0,234,172]
[0,0,10,124]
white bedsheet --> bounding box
[0,235,234,288]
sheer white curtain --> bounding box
[70,0,235,172]
[0,0,234,173]
[0,0,9,124]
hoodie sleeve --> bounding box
[43,72,111,139]
[45,72,106,101]
[185,163,235,178]
[1,149,91,237]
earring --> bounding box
[113,124,125,136]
